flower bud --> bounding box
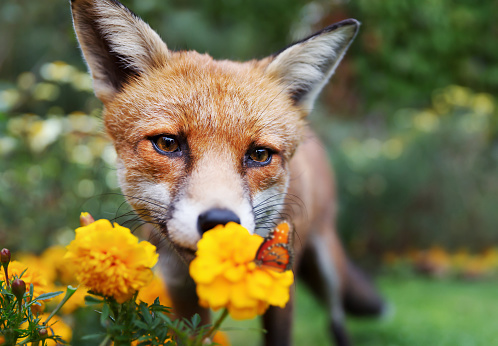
[1,248,11,265]
[80,212,95,227]
[38,328,48,338]
[12,278,26,301]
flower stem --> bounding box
[99,334,111,346]
[44,285,78,325]
[204,308,229,341]
[2,265,9,289]
[17,299,23,322]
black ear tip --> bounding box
[322,18,361,35]
[341,18,361,27]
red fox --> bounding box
[71,0,384,344]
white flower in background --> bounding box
[0,89,20,112]
[28,118,63,153]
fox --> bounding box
[70,0,384,345]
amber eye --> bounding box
[248,148,272,165]
[152,135,180,154]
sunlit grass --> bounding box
[222,276,498,345]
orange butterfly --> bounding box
[254,221,294,273]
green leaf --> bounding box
[19,268,28,279]
[158,313,172,325]
[140,304,152,325]
[133,320,149,330]
[81,333,106,340]
[34,291,64,301]
[84,295,104,305]
[191,313,201,329]
[100,303,110,327]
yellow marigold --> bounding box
[20,313,72,346]
[137,272,172,308]
[0,260,49,300]
[65,219,159,303]
[189,223,294,320]
[212,331,231,346]
[41,245,78,286]
[42,314,72,346]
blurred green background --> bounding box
[2,0,497,258]
[1,0,498,344]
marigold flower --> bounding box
[137,272,172,308]
[20,313,72,346]
[212,331,231,346]
[42,314,72,346]
[189,223,294,320]
[65,218,159,303]
[0,260,50,300]
[41,245,78,286]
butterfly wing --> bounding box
[255,221,294,272]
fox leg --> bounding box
[298,219,351,346]
[310,229,351,346]
[262,289,294,346]
[157,246,211,323]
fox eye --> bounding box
[151,135,180,154]
[247,148,272,166]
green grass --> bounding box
[222,276,498,345]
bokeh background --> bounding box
[1,0,498,344]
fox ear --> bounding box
[71,0,169,102]
[265,19,359,113]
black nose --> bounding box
[197,208,241,235]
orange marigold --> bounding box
[41,245,78,286]
[0,260,49,300]
[137,272,172,308]
[189,223,294,320]
[65,218,158,303]
[19,313,72,346]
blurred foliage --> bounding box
[315,85,498,260]
[382,246,498,280]
[1,0,498,258]
[341,0,498,113]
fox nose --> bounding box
[197,208,241,235]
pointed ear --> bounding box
[264,19,360,113]
[71,0,170,102]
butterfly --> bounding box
[254,221,294,273]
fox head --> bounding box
[71,0,358,260]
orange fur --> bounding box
[71,1,383,345]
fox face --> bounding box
[71,0,358,261]
[105,53,306,256]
